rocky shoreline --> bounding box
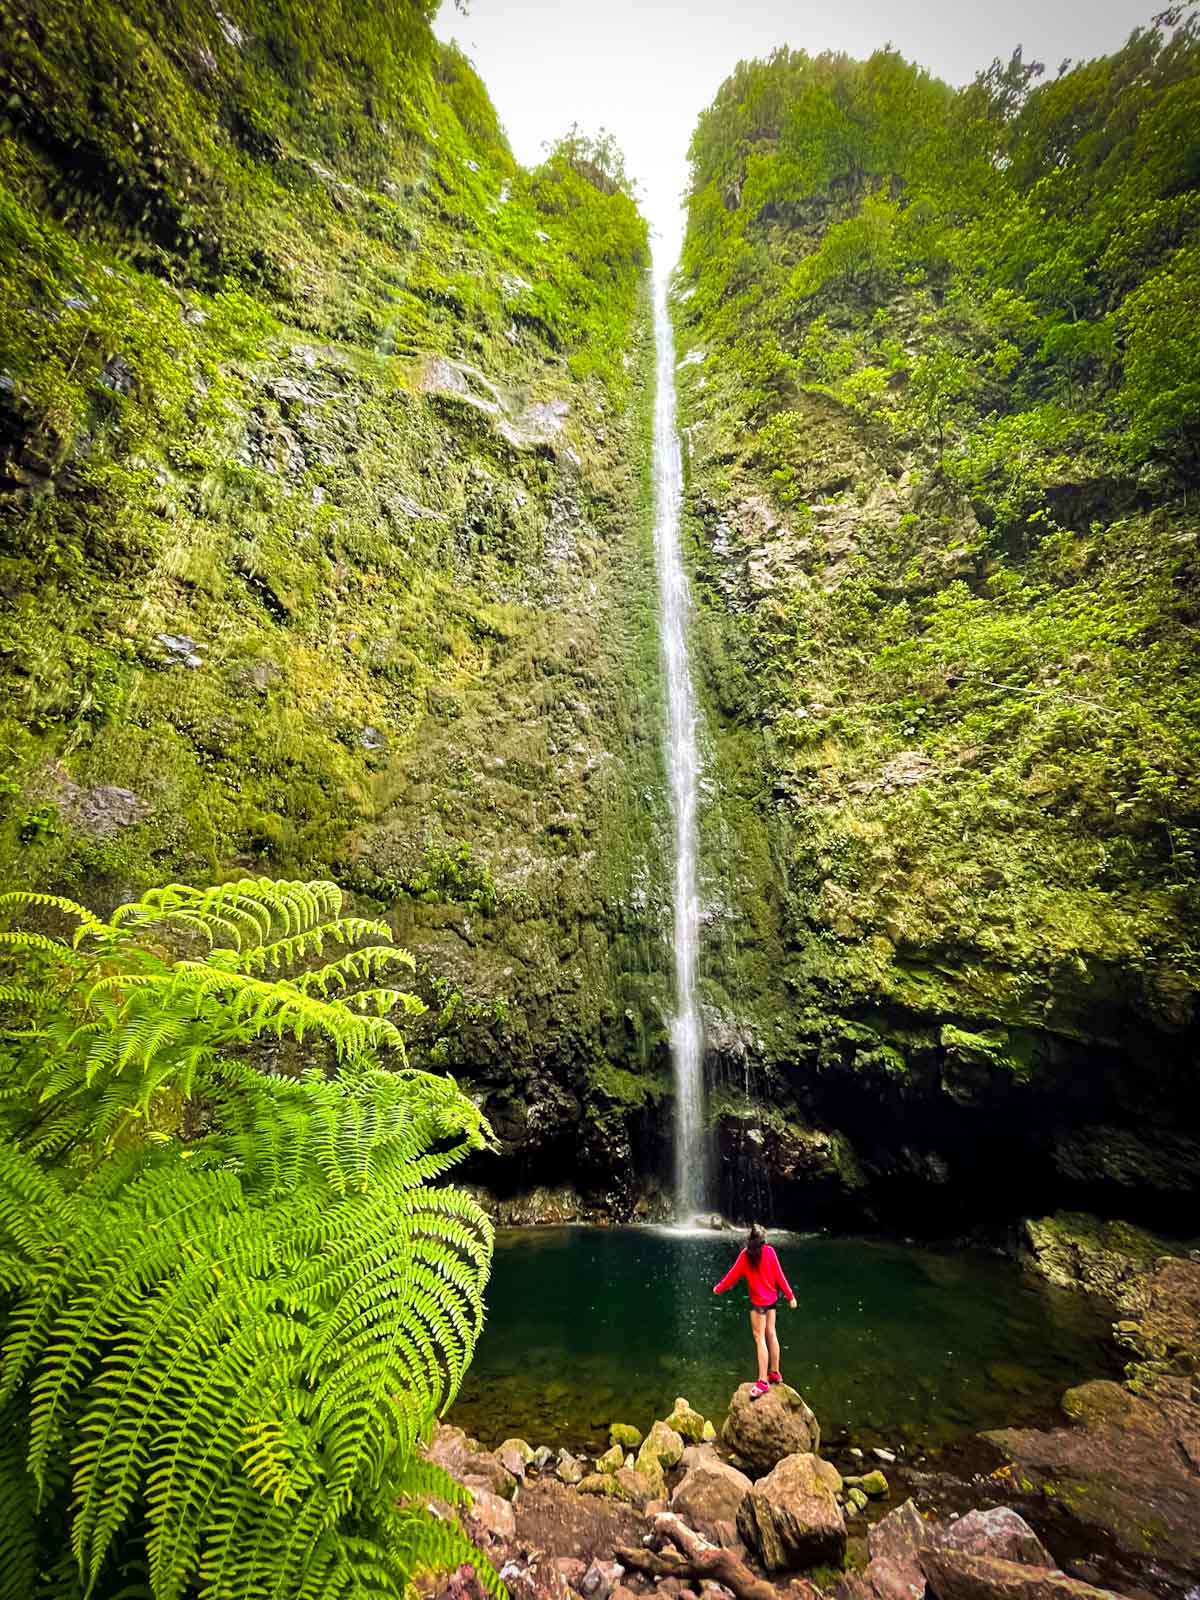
[420,1216,1200,1600]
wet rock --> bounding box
[156,632,204,668]
[98,354,134,393]
[722,1383,821,1476]
[846,1489,868,1515]
[596,1445,624,1474]
[918,1551,1131,1600]
[670,1458,753,1542]
[556,1449,586,1486]
[737,1452,846,1571]
[858,1470,889,1499]
[1021,1213,1179,1301]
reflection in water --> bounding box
[451,1228,1116,1452]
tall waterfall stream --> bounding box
[652,271,708,1219]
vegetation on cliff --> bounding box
[0,0,669,1200]
[677,13,1200,1216]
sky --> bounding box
[434,0,1157,266]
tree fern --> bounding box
[0,880,503,1600]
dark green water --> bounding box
[450,1228,1116,1452]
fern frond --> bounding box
[0,890,105,938]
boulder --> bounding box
[642,1419,686,1470]
[596,1444,625,1474]
[680,1443,722,1471]
[464,1487,516,1543]
[613,1467,655,1508]
[859,1470,888,1500]
[579,1559,625,1600]
[666,1397,708,1444]
[846,1489,868,1516]
[736,1452,846,1571]
[918,1551,1131,1600]
[578,1473,621,1498]
[670,1459,754,1540]
[500,1438,535,1466]
[636,1418,685,1494]
[498,1442,532,1480]
[610,1423,642,1450]
[938,1510,1053,1569]
[463,1459,518,1502]
[868,1500,928,1569]
[532,1446,555,1472]
[556,1449,586,1486]
[722,1383,820,1476]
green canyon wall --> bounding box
[0,0,672,1208]
[675,26,1200,1226]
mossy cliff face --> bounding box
[0,0,672,1201]
[676,35,1200,1226]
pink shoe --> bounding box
[750,1379,770,1400]
[767,1371,782,1385]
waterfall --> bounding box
[651,268,708,1219]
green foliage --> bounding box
[0,877,500,1599]
[676,14,1200,1057]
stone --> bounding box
[670,1459,754,1540]
[532,1446,555,1471]
[859,1470,889,1499]
[44,769,149,839]
[737,1452,846,1571]
[609,1423,642,1451]
[156,632,204,668]
[556,1449,586,1486]
[642,1419,685,1470]
[680,1443,722,1471]
[722,1383,821,1477]
[577,1473,621,1498]
[868,1501,928,1569]
[465,1486,516,1543]
[578,1559,624,1600]
[918,1551,1132,1600]
[702,1420,717,1441]
[846,1489,868,1515]
[462,1455,518,1501]
[938,1510,1053,1569]
[612,1467,654,1508]
[498,1438,534,1478]
[665,1398,708,1443]
[596,1444,624,1474]
[873,1449,896,1464]
[553,1558,587,1589]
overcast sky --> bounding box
[434,0,1156,267]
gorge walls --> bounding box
[0,0,673,1209]
[673,32,1200,1229]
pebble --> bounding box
[873,1447,897,1463]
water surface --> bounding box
[450,1227,1116,1451]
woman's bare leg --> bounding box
[766,1309,780,1374]
[750,1310,769,1382]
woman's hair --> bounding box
[746,1223,767,1266]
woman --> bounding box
[713,1223,796,1398]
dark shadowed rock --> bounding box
[578,1558,624,1600]
[919,1551,1133,1600]
[722,1383,821,1476]
[737,1452,846,1571]
[670,1458,753,1541]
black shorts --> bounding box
[750,1301,777,1315]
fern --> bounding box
[0,880,502,1600]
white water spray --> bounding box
[651,269,708,1219]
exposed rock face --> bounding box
[936,1511,1053,1570]
[736,1452,846,1571]
[918,1551,1130,1600]
[722,1383,821,1476]
[670,1458,753,1541]
[983,1254,1200,1573]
